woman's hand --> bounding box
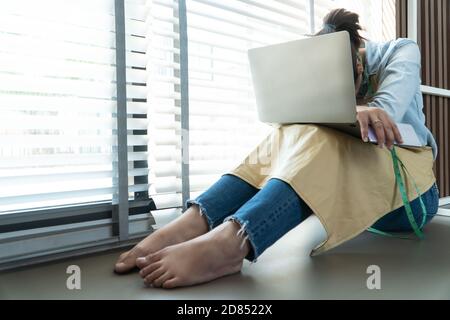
[356,106,403,150]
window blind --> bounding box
[145,0,183,224]
[0,0,148,213]
[313,0,396,41]
[186,0,310,197]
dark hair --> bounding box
[315,8,365,82]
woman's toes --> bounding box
[115,259,136,273]
[117,251,128,262]
[114,254,136,273]
[114,246,146,273]
[135,256,148,269]
[144,267,166,286]
[114,262,127,273]
[139,261,162,278]
[152,271,173,288]
[114,251,129,269]
[162,277,179,289]
[137,251,162,269]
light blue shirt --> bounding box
[365,38,438,159]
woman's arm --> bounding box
[357,42,421,149]
[367,42,421,121]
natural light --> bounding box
[0,0,396,213]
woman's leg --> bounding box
[186,174,260,230]
[114,174,258,273]
[137,178,313,288]
[371,183,440,232]
[223,178,314,262]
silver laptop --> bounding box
[248,31,422,147]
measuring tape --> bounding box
[367,146,427,239]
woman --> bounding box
[114,9,439,289]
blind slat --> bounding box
[0,116,147,131]
[0,52,147,83]
[190,0,308,34]
[0,95,147,115]
[151,193,183,209]
[0,33,146,66]
[0,187,115,207]
[0,169,150,186]
[1,153,148,168]
[0,74,147,100]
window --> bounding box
[0,0,121,212]
[0,0,154,268]
[0,0,398,270]
[314,0,396,42]
[186,0,310,199]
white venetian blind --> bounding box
[145,0,183,221]
[0,0,148,213]
[186,0,310,197]
[314,0,396,42]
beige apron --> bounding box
[228,124,436,255]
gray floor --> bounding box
[1,214,450,299]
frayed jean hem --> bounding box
[186,200,216,231]
[223,215,259,264]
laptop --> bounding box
[247,31,422,147]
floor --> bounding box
[1,212,450,299]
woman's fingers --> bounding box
[369,113,385,148]
[390,121,403,144]
[356,106,403,149]
[356,111,369,142]
[378,113,396,149]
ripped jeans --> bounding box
[186,174,440,263]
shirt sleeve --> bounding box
[367,42,421,122]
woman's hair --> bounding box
[315,8,365,82]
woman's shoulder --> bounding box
[366,38,420,74]
[366,38,417,52]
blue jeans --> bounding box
[186,174,440,262]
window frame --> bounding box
[0,0,157,271]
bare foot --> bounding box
[137,220,250,288]
[114,205,209,274]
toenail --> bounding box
[144,280,151,287]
